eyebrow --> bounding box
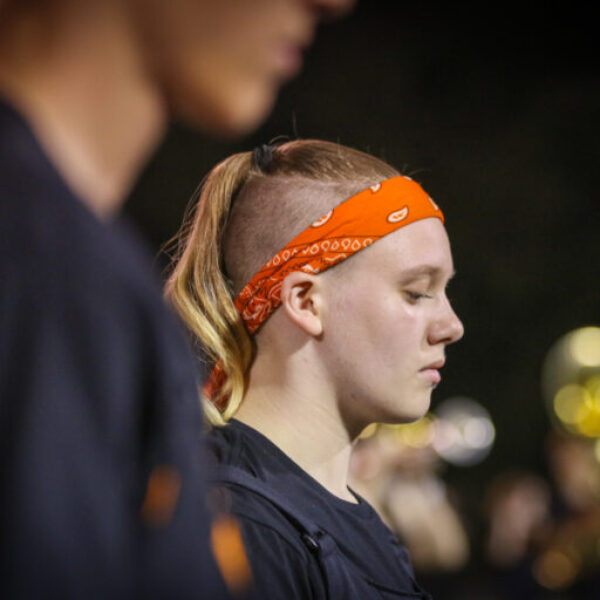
[399,265,457,283]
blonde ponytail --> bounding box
[165,152,255,425]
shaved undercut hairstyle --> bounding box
[165,139,399,425]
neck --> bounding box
[0,2,166,218]
[235,344,358,502]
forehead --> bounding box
[340,218,454,279]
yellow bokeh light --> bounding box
[359,416,437,446]
[575,375,600,437]
[553,382,600,437]
[575,403,600,437]
[569,326,600,367]
[586,374,600,400]
[543,327,600,439]
[392,415,435,448]
[554,385,590,425]
[533,549,579,590]
[359,423,379,440]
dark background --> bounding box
[125,2,599,596]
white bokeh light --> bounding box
[432,396,495,466]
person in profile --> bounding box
[0,0,354,598]
[166,139,464,598]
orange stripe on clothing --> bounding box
[205,175,443,404]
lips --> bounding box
[419,359,445,385]
[421,359,445,371]
[278,18,317,77]
[274,43,304,79]
[272,28,313,81]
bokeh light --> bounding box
[359,422,379,440]
[390,415,436,449]
[357,401,495,467]
[358,416,437,447]
[542,326,600,438]
[569,327,600,367]
[431,396,495,466]
[532,548,580,590]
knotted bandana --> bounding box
[206,175,444,404]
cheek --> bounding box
[328,289,416,363]
[375,312,419,373]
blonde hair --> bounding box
[165,139,400,425]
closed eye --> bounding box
[405,291,433,302]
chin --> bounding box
[354,405,428,431]
[173,81,277,139]
[383,412,428,426]
[386,393,432,424]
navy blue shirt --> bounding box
[208,419,432,599]
[0,98,231,599]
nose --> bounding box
[428,296,464,347]
[302,0,356,20]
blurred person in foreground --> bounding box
[0,0,354,598]
[166,139,464,598]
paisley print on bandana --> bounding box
[235,175,443,334]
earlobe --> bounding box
[280,271,323,337]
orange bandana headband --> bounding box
[205,175,444,403]
[235,175,444,334]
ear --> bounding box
[279,270,323,337]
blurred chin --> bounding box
[171,79,278,139]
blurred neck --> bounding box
[0,1,166,218]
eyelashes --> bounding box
[403,277,455,304]
[405,291,434,302]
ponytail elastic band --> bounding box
[205,175,444,404]
[251,144,275,171]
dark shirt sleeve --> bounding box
[0,241,230,599]
[0,101,233,599]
